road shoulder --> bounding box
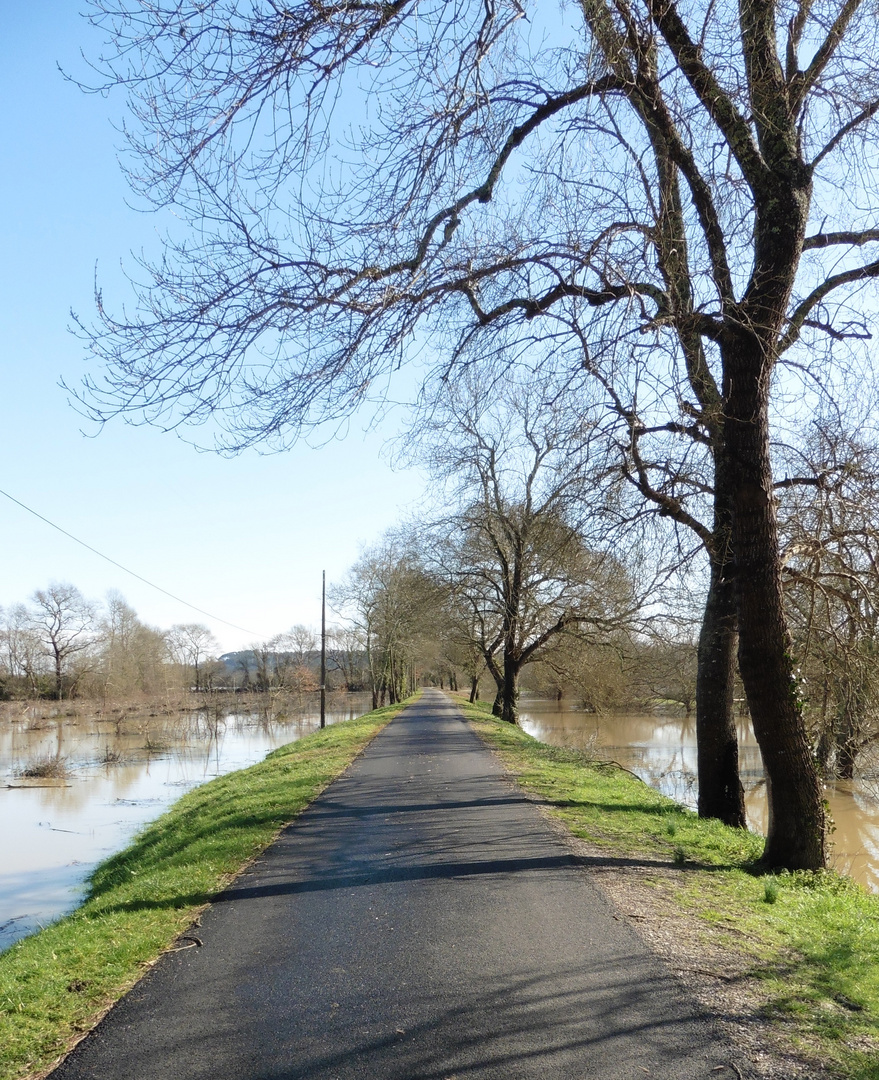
[457,696,839,1080]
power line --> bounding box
[0,485,260,637]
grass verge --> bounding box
[0,697,412,1080]
[459,698,879,1080]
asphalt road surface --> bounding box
[50,689,738,1080]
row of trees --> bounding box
[73,0,879,872]
[331,375,879,802]
[0,585,223,699]
[333,371,655,719]
[0,587,334,701]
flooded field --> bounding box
[0,693,371,951]
[519,697,879,892]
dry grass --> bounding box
[15,754,69,780]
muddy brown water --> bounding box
[518,697,879,892]
[0,694,372,951]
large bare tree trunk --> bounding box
[725,341,825,870]
[696,557,746,827]
[501,652,520,724]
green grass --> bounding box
[460,698,879,1080]
[0,698,411,1080]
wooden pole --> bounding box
[320,569,326,729]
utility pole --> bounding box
[320,569,326,729]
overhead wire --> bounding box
[0,484,261,637]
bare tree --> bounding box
[270,625,318,692]
[332,535,439,707]
[777,422,879,777]
[628,638,699,717]
[28,583,98,700]
[0,604,44,697]
[95,590,170,698]
[168,623,219,692]
[327,625,369,692]
[75,0,879,867]
[522,637,631,713]
[429,598,490,701]
[413,375,648,724]
[246,639,275,693]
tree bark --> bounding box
[835,694,857,780]
[724,335,825,870]
[501,652,520,724]
[696,557,747,827]
[484,646,504,716]
[837,731,857,781]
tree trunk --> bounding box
[696,554,747,827]
[483,650,504,716]
[835,692,858,780]
[469,676,480,703]
[837,730,857,781]
[814,676,832,776]
[501,653,520,724]
[54,650,63,701]
[724,337,825,870]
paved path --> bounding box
[51,690,734,1080]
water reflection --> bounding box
[0,694,371,951]
[518,696,879,893]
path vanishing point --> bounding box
[49,689,739,1080]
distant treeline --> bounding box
[0,584,369,701]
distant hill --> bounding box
[219,650,321,674]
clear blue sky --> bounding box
[0,5,426,652]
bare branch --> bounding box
[641,0,766,185]
[780,258,879,352]
[803,228,879,250]
[811,97,879,169]
[789,0,865,112]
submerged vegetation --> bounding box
[14,755,69,781]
